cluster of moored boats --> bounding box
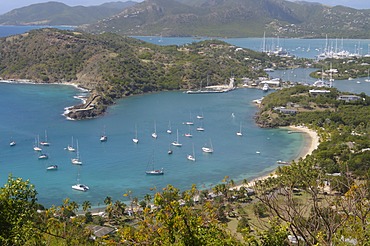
[142,113,215,175]
[8,112,248,191]
[8,130,101,192]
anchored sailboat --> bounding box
[152,121,158,139]
[71,139,82,165]
[67,136,76,152]
[184,125,193,137]
[172,129,182,147]
[40,130,50,146]
[166,120,172,134]
[72,168,89,191]
[100,126,108,142]
[196,109,204,119]
[196,121,205,131]
[236,122,243,136]
[33,135,42,152]
[202,139,214,153]
[133,124,139,144]
[187,144,196,162]
[145,153,164,175]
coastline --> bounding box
[233,125,319,190]
[0,79,90,120]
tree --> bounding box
[117,184,242,245]
[0,175,40,245]
[82,200,91,213]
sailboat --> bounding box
[46,165,58,170]
[72,168,89,191]
[185,112,194,125]
[236,122,243,136]
[133,125,139,144]
[365,69,370,82]
[151,121,158,139]
[172,129,182,147]
[184,125,193,137]
[187,144,196,162]
[196,121,205,131]
[9,138,16,147]
[71,139,82,165]
[166,120,172,134]
[40,130,50,146]
[196,109,204,119]
[67,136,76,152]
[33,136,42,152]
[38,152,48,160]
[202,139,214,153]
[100,126,108,142]
[145,153,164,175]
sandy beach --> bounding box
[232,125,320,190]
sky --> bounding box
[0,0,369,15]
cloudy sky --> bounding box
[0,0,369,15]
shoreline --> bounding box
[232,125,319,190]
[0,79,90,120]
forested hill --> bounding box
[80,0,370,38]
[0,1,137,26]
[0,28,283,119]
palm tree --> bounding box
[104,196,113,224]
[104,196,112,206]
[82,200,91,213]
[112,200,126,220]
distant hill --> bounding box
[80,0,370,38]
[0,1,137,26]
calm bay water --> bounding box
[0,83,305,207]
[1,26,370,207]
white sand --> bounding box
[232,125,320,190]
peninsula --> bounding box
[0,28,300,120]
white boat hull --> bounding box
[72,184,89,191]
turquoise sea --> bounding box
[1,26,370,207]
[0,83,305,207]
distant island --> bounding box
[0,1,137,26]
[0,0,369,38]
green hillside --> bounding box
[0,1,137,25]
[0,28,294,119]
[81,0,370,38]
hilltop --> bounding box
[0,1,137,26]
[80,0,370,38]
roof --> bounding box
[86,225,115,238]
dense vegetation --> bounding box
[255,85,370,127]
[251,85,370,245]
[81,0,370,38]
[0,28,301,119]
[311,57,370,80]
